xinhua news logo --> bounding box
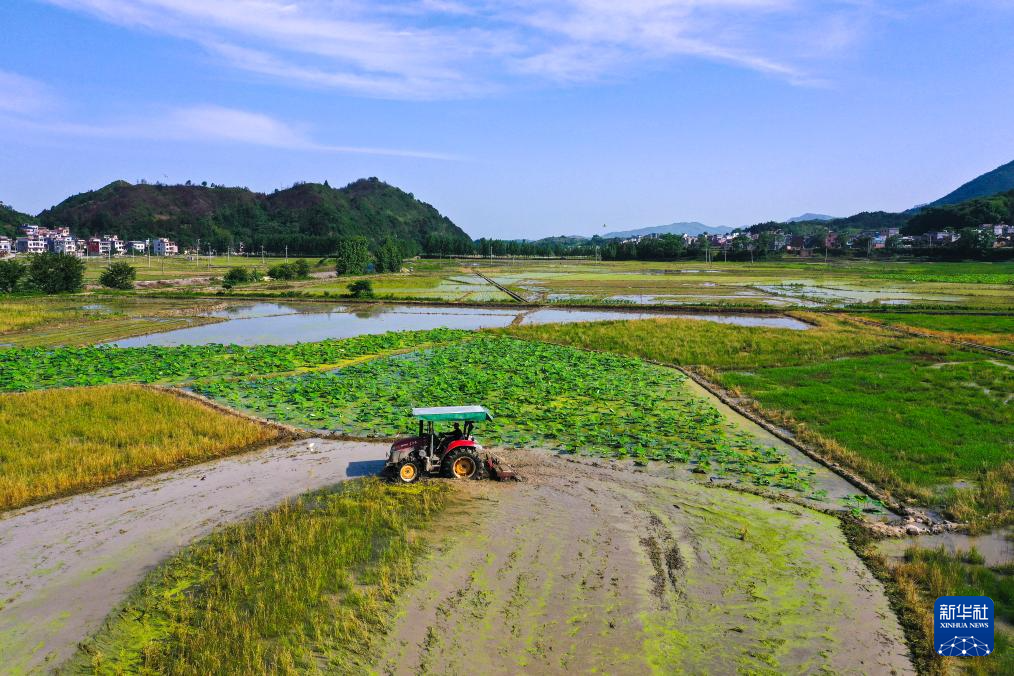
[934,596,994,657]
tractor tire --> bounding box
[442,448,488,480]
[395,459,421,484]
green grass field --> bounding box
[81,255,327,282]
[0,385,280,510]
[66,479,453,674]
[716,353,1013,504]
[502,312,900,368]
[861,312,1014,350]
[503,316,1013,523]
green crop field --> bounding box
[150,258,1014,311]
[504,316,1013,524]
[861,312,1014,350]
[81,255,328,282]
[503,312,901,368]
[66,479,453,674]
[716,353,1013,510]
[0,328,468,390]
[0,384,280,510]
[195,336,817,493]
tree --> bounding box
[334,237,370,275]
[28,253,85,294]
[0,259,26,293]
[374,238,403,273]
[348,279,374,298]
[99,261,137,290]
[954,228,995,256]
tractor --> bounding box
[382,406,514,483]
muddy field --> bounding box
[1,439,917,674]
[377,449,914,675]
[0,439,388,672]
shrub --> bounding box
[348,279,374,298]
[99,261,137,290]
[292,258,311,279]
[0,259,26,293]
[222,267,250,288]
[268,263,295,280]
[27,253,85,294]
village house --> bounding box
[151,238,178,256]
[15,235,47,254]
[0,236,11,255]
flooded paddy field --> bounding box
[110,301,810,346]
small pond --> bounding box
[110,302,811,347]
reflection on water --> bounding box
[110,302,812,347]
[876,527,1013,567]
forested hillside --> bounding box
[37,178,472,255]
[904,189,1014,235]
[921,159,1014,209]
[0,202,37,238]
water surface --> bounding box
[111,302,810,347]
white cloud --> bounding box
[0,70,56,114]
[0,103,461,159]
[40,0,886,97]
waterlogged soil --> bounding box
[0,438,388,673]
[876,527,1014,567]
[377,449,914,675]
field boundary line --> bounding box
[472,270,529,302]
[840,315,1014,359]
[672,366,910,517]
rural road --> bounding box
[0,438,388,673]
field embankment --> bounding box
[0,438,389,672]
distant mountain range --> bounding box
[601,222,733,239]
[785,213,835,223]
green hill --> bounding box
[38,178,473,255]
[904,189,1014,235]
[921,159,1014,209]
[0,202,37,238]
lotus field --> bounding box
[0,328,468,391]
[195,336,816,492]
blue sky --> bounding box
[1,1,1012,239]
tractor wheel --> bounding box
[395,459,421,484]
[442,448,488,480]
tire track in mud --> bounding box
[376,449,915,675]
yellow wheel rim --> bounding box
[452,457,475,479]
[400,464,416,481]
